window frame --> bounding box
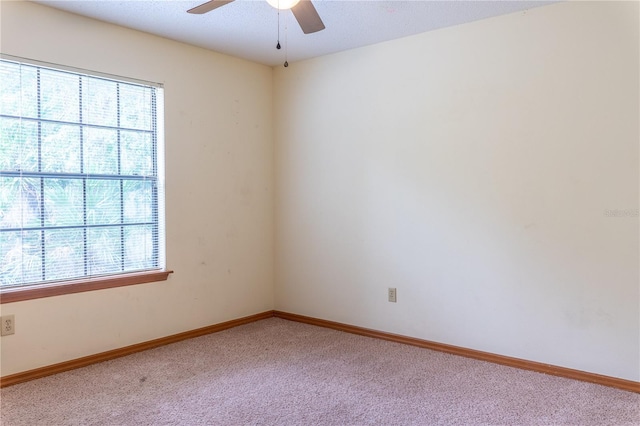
[0,55,171,303]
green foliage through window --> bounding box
[0,58,165,288]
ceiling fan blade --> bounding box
[187,0,235,14]
[291,0,325,34]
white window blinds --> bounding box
[0,58,165,288]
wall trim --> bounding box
[3,309,638,394]
[0,311,275,388]
[273,311,640,394]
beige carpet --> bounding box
[1,318,638,425]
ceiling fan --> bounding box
[187,0,326,34]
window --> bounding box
[0,57,169,302]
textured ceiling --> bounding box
[33,0,556,67]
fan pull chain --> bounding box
[284,18,289,67]
[276,6,281,50]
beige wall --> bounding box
[0,1,274,376]
[274,1,639,381]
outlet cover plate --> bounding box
[388,288,397,303]
[1,315,15,336]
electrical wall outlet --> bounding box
[388,288,397,303]
[1,315,15,336]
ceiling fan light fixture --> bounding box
[188,0,324,34]
[266,0,300,10]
